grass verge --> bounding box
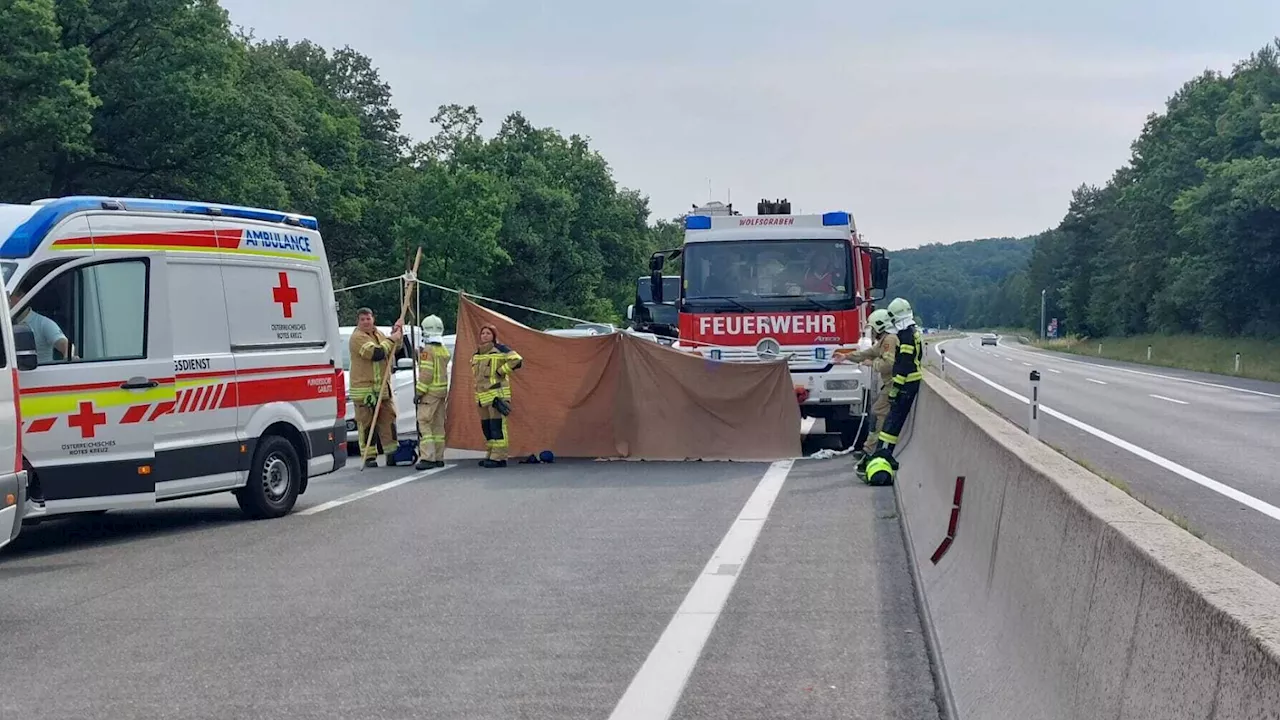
[1024,333,1280,383]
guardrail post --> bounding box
[1235,353,1241,374]
[940,348,947,380]
[1029,370,1041,440]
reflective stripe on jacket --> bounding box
[349,328,395,401]
[891,326,924,387]
[472,342,522,405]
[416,343,452,396]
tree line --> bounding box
[886,236,1033,330]
[0,0,671,329]
[890,40,1280,340]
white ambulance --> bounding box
[0,287,33,550]
[0,196,347,522]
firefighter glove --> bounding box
[493,397,512,416]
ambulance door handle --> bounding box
[121,377,159,390]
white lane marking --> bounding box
[945,357,1280,523]
[1150,394,1189,405]
[1022,362,1033,367]
[801,417,817,434]
[609,460,795,720]
[1086,378,1107,385]
[297,464,455,515]
[1048,368,1062,374]
[997,342,1280,400]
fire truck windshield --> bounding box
[682,240,853,308]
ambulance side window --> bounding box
[74,260,148,361]
[26,259,149,363]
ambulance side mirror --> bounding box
[395,357,414,371]
[13,324,37,371]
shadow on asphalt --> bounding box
[1,506,246,561]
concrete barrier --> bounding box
[896,374,1280,720]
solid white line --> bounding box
[944,357,1280,523]
[297,464,455,515]
[608,459,795,720]
[997,342,1280,399]
[1150,394,1189,406]
[1086,378,1107,385]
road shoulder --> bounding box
[670,458,941,720]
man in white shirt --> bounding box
[8,289,73,363]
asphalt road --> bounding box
[0,448,940,719]
[935,335,1280,586]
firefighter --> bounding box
[863,297,923,485]
[349,307,403,468]
[414,314,451,470]
[472,324,522,468]
[834,308,898,458]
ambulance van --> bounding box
[0,196,347,522]
[0,287,34,550]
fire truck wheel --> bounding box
[237,435,302,520]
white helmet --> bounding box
[420,314,445,342]
[868,308,893,335]
[887,297,915,329]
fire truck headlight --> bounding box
[825,379,859,391]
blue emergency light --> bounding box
[822,211,850,226]
[685,215,712,230]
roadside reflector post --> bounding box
[1235,353,1241,374]
[939,348,947,380]
[1098,343,1102,356]
[1029,370,1041,440]
[1147,344,1152,361]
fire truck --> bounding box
[648,199,889,449]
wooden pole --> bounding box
[361,247,423,469]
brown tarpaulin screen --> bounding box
[444,296,802,460]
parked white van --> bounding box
[337,325,454,454]
[0,196,347,522]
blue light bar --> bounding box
[685,215,712,230]
[0,196,320,259]
[822,211,851,226]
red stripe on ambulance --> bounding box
[51,229,243,251]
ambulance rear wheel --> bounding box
[237,435,301,519]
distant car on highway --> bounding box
[981,333,999,346]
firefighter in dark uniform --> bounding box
[862,297,923,486]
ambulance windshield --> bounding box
[682,240,853,306]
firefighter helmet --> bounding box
[887,297,913,322]
[420,314,445,341]
[868,308,893,335]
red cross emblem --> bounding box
[272,272,299,318]
[68,400,108,439]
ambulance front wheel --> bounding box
[237,435,302,520]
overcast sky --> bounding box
[220,1,1279,249]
